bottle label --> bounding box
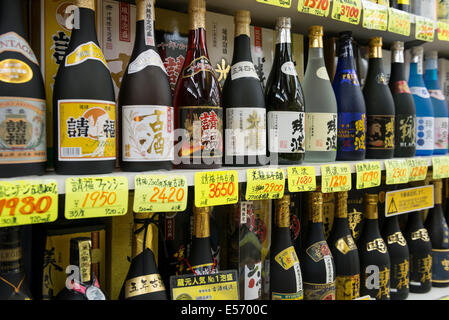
[303,282,336,300]
[387,232,407,246]
[125,274,166,299]
[362,266,390,300]
[274,246,303,293]
[128,49,167,75]
[336,274,360,300]
[337,112,366,152]
[431,249,449,284]
[306,241,334,284]
[178,106,223,160]
[429,89,446,101]
[143,0,155,46]
[338,69,360,86]
[398,0,410,4]
[366,115,394,150]
[409,253,432,286]
[416,117,434,150]
[225,108,266,156]
[410,86,431,99]
[58,99,116,161]
[0,97,46,164]
[348,209,363,241]
[230,61,259,80]
[316,66,330,80]
[0,59,33,84]
[391,259,409,292]
[267,111,305,153]
[396,114,416,148]
[191,263,217,276]
[334,234,357,255]
[0,32,39,65]
[122,105,174,161]
[244,262,262,300]
[376,73,388,85]
[182,56,215,78]
[392,80,412,94]
[434,117,449,150]
[411,228,430,242]
[366,238,387,253]
[281,62,298,76]
[65,41,109,69]
[271,292,303,300]
[305,113,337,151]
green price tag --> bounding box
[415,16,435,42]
[362,0,388,30]
[356,161,381,189]
[388,7,411,36]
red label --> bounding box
[119,2,131,42]
[254,27,262,53]
[393,80,412,94]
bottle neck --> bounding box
[336,39,356,71]
[392,49,404,63]
[408,211,423,227]
[309,202,323,223]
[274,27,293,63]
[0,228,22,274]
[275,203,290,228]
[385,215,400,229]
[134,0,156,50]
[232,35,252,63]
[193,208,210,239]
[369,45,383,59]
[435,186,443,205]
[70,238,93,284]
[424,58,438,82]
[365,203,378,220]
[410,55,423,76]
[132,213,157,258]
[187,28,209,58]
[0,0,26,37]
[70,7,98,46]
[335,198,348,218]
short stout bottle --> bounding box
[0,0,47,177]
[363,37,395,159]
[302,191,336,300]
[119,0,174,171]
[425,180,449,287]
[389,41,416,157]
[328,192,360,300]
[55,238,106,300]
[358,194,391,300]
[223,11,266,166]
[303,26,338,163]
[0,228,32,299]
[53,0,116,174]
[120,213,167,300]
[173,0,222,169]
[404,211,432,293]
[270,195,303,300]
[266,17,305,165]
[381,215,410,300]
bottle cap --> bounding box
[369,37,383,48]
[76,0,95,10]
[364,193,378,205]
[391,41,404,51]
[276,17,291,29]
[339,31,352,39]
[275,195,291,228]
[335,191,348,218]
[309,25,324,37]
[412,46,424,56]
[189,0,206,12]
[193,206,211,238]
[189,0,206,30]
[425,50,438,60]
[235,10,251,25]
[309,191,323,204]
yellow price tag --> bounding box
[134,175,187,213]
[256,0,292,7]
[385,185,434,217]
[65,177,129,219]
[287,166,317,192]
[415,16,435,42]
[437,21,449,41]
[246,168,285,200]
[332,0,362,25]
[362,0,388,30]
[321,164,352,193]
[297,0,331,17]
[388,8,411,36]
[194,171,239,207]
[407,158,429,182]
[385,159,409,185]
[356,161,381,189]
[432,156,449,179]
[0,180,58,227]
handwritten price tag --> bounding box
[356,161,381,189]
[321,164,351,193]
[385,159,409,185]
[388,7,411,36]
[437,21,449,41]
[65,177,129,219]
[332,0,362,24]
[134,175,187,213]
[407,158,429,182]
[415,16,435,42]
[362,0,388,30]
[432,156,449,179]
[246,168,285,200]
[194,171,238,207]
[0,180,58,227]
[298,0,331,17]
[256,0,292,7]
[287,166,317,192]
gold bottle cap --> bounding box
[335,191,348,218]
[309,192,323,223]
[369,37,383,59]
[76,0,95,10]
[234,10,251,37]
[275,195,291,228]
[434,180,443,204]
[189,0,206,30]
[193,206,210,238]
[364,193,378,220]
[309,25,323,48]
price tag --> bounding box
[388,7,411,36]
[194,171,238,207]
[287,166,317,192]
[134,175,187,213]
[407,158,429,182]
[246,168,285,200]
[362,0,388,30]
[320,164,351,193]
[0,180,58,227]
[385,185,434,217]
[297,0,331,17]
[432,156,449,179]
[415,16,435,42]
[356,161,381,189]
[65,177,129,219]
[437,21,449,41]
[331,0,362,24]
[385,159,409,185]
[256,0,292,7]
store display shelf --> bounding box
[407,287,449,300]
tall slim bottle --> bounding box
[223,11,266,166]
[119,0,174,171]
[173,0,222,169]
[0,0,47,177]
[409,46,434,156]
[266,17,305,165]
[302,191,336,300]
[425,51,449,155]
[358,194,391,300]
[363,37,395,159]
[53,0,116,174]
[332,31,366,161]
[303,26,337,163]
[389,41,416,157]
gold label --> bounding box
[275,246,299,270]
[411,228,430,242]
[392,259,409,290]
[303,282,336,300]
[271,292,303,300]
[442,259,449,271]
[348,209,363,239]
[65,41,109,69]
[76,0,95,10]
[376,268,390,300]
[306,241,332,262]
[336,274,360,300]
[0,59,33,84]
[0,32,38,64]
[387,232,407,246]
[366,238,387,253]
[0,248,21,262]
[125,274,165,299]
[193,209,210,238]
[334,235,357,255]
[78,240,91,283]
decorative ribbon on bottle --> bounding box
[184,256,217,276]
[134,213,169,262]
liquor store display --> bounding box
[4,0,449,302]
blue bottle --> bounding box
[332,31,366,161]
[425,51,449,155]
[409,47,434,156]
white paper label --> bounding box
[244,262,262,300]
[324,255,334,284]
[434,117,449,150]
[144,0,155,46]
[293,261,303,293]
[230,61,259,81]
[281,61,298,76]
[429,89,446,101]
[305,112,337,151]
[0,32,38,65]
[416,116,434,150]
[128,49,167,74]
[410,86,431,99]
[268,111,305,153]
[316,66,330,80]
